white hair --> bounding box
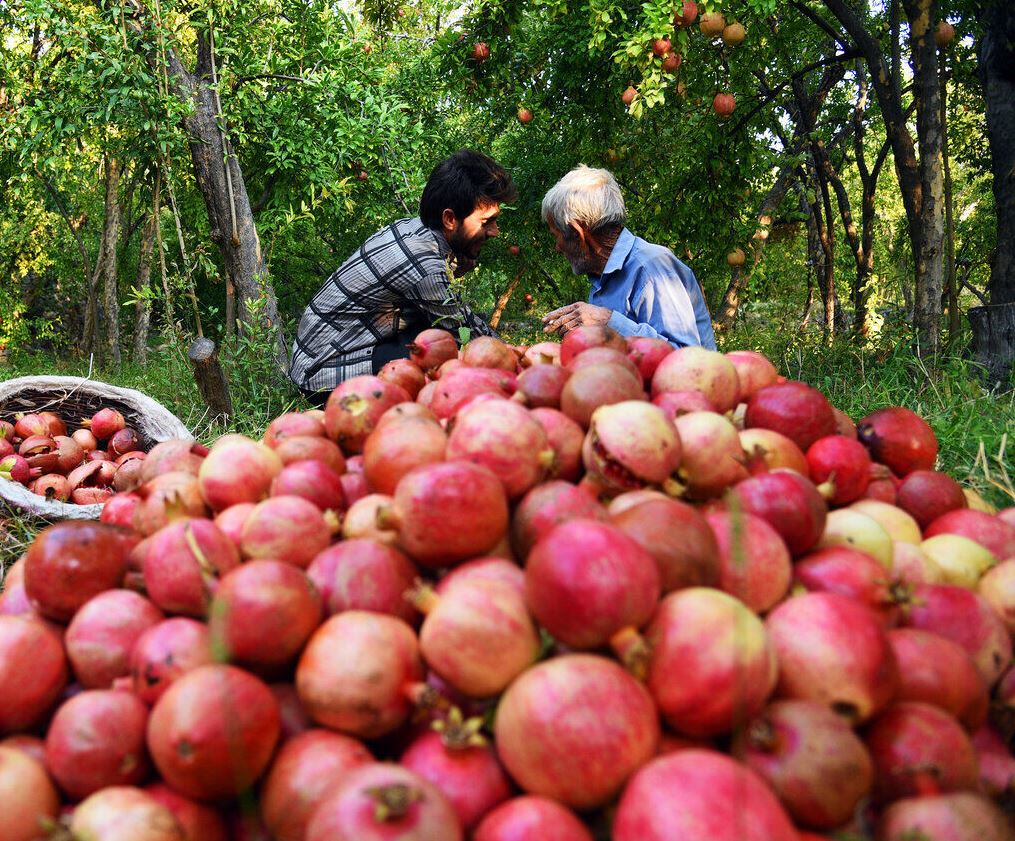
[541,165,626,237]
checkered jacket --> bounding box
[289,217,496,392]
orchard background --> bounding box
[2,0,1014,555]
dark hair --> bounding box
[419,149,517,229]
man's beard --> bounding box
[567,238,597,275]
[447,228,485,261]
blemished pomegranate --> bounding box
[45,688,150,799]
[865,701,979,803]
[408,327,459,372]
[109,426,140,457]
[857,406,938,476]
[145,782,229,841]
[516,363,571,408]
[559,363,644,429]
[895,469,967,528]
[510,480,607,559]
[559,323,627,366]
[65,588,164,688]
[727,469,828,557]
[429,368,518,420]
[0,615,68,734]
[473,796,593,841]
[260,729,374,841]
[887,628,988,730]
[613,750,799,841]
[207,560,322,671]
[0,453,33,484]
[806,435,872,505]
[378,357,427,398]
[363,414,446,495]
[745,380,838,451]
[400,726,512,829]
[652,389,717,418]
[650,346,740,413]
[525,519,660,651]
[644,587,777,737]
[139,439,205,481]
[296,611,423,739]
[147,664,280,801]
[198,435,283,510]
[583,400,682,495]
[673,411,748,497]
[324,375,411,454]
[239,494,335,567]
[69,786,185,841]
[130,617,214,705]
[132,471,208,536]
[705,510,793,613]
[494,654,659,809]
[765,591,898,723]
[307,539,419,622]
[529,407,584,481]
[611,497,720,591]
[734,700,874,829]
[271,459,346,512]
[304,762,463,841]
[877,791,1014,841]
[0,745,61,841]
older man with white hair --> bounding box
[540,165,716,349]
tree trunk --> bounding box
[102,156,122,369]
[489,270,523,330]
[940,61,959,345]
[133,173,160,364]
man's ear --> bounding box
[575,222,606,254]
[568,220,587,244]
[441,208,458,235]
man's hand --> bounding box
[542,301,613,334]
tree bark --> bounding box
[941,61,959,344]
[133,173,160,364]
[188,337,233,420]
[101,156,122,369]
[489,270,523,330]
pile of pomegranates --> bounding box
[2,325,1015,841]
[0,406,158,506]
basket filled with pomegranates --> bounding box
[0,375,192,520]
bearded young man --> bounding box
[289,149,517,405]
[539,165,716,350]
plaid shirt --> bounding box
[289,217,496,393]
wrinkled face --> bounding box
[445,202,501,259]
[548,221,596,276]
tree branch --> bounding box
[790,0,851,50]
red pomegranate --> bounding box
[857,406,938,476]
[0,615,68,734]
[794,546,904,626]
[725,350,779,403]
[378,358,427,398]
[806,435,872,505]
[887,628,988,730]
[437,557,525,597]
[644,587,777,736]
[651,346,740,412]
[705,510,792,613]
[325,375,411,454]
[69,787,184,841]
[239,495,335,567]
[0,745,61,841]
[132,471,208,536]
[895,470,967,528]
[511,480,606,559]
[130,617,213,705]
[734,700,874,829]
[263,411,325,448]
[673,411,748,497]
[273,435,346,473]
[271,460,346,512]
[559,363,644,429]
[85,407,126,440]
[304,762,463,841]
[45,689,150,799]
[296,611,423,739]
[462,336,518,371]
[745,381,837,452]
[139,439,206,481]
[148,664,280,801]
[408,328,459,372]
[924,508,1015,561]
[613,750,798,841]
[65,589,164,688]
[529,407,584,482]
[208,560,322,671]
[145,782,229,841]
[198,434,283,510]
[23,521,136,621]
[516,363,571,408]
[567,346,641,382]
[972,724,1015,796]
[525,519,660,651]
[728,469,828,557]
[494,654,659,809]
[652,389,717,418]
[363,414,446,495]
[559,324,627,366]
[765,591,898,723]
[877,792,1014,841]
[307,539,419,622]
[429,368,518,420]
[627,337,673,383]
[271,682,313,742]
[473,796,593,841]
[260,729,373,841]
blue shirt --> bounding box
[590,228,716,350]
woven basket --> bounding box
[0,376,193,521]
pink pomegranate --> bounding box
[0,615,67,733]
[324,375,411,454]
[582,400,681,495]
[613,750,798,841]
[887,628,988,730]
[745,381,838,451]
[612,497,720,591]
[208,560,322,671]
[865,701,978,803]
[857,406,938,476]
[559,363,644,428]
[148,663,280,801]
[363,414,446,495]
[263,411,326,448]
[400,726,512,829]
[652,389,717,418]
[69,787,184,841]
[0,437,13,460]
[271,460,346,512]
[384,462,509,568]
[794,547,904,626]
[511,480,607,559]
[494,654,659,809]
[705,510,792,613]
[143,518,241,617]
[132,471,208,536]
[409,328,459,372]
[0,745,61,841]
[85,407,126,440]
[651,347,740,413]
[342,493,398,544]
[273,435,346,473]
[739,428,810,475]
[429,367,518,420]
[971,724,1015,796]
[145,783,229,841]
[979,558,1015,635]
[198,435,283,510]
[728,470,827,557]
[15,413,51,439]
[473,796,592,841]
[239,495,335,567]
[260,729,373,841]
[462,336,518,371]
[734,700,874,829]
[895,470,967,529]
[925,508,1015,561]
[296,611,423,739]
[0,453,33,484]
[24,521,136,621]
[65,589,164,688]
[673,411,748,497]
[31,472,70,501]
[567,346,641,381]
[559,324,627,366]
[516,363,571,408]
[305,762,463,841]
[130,617,213,705]
[806,435,872,505]
[307,539,419,622]
[529,407,584,481]
[725,350,779,403]
[437,557,525,597]
[45,689,150,799]
[525,519,660,650]
[876,791,1014,841]
[376,401,437,428]
[378,357,427,398]
[109,426,140,457]
[521,341,562,367]
[139,439,206,481]
[765,591,898,723]
[414,579,539,698]
[212,502,254,546]
[0,419,12,441]
[339,470,369,507]
[644,587,777,736]
[901,583,1012,686]
[627,337,674,383]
